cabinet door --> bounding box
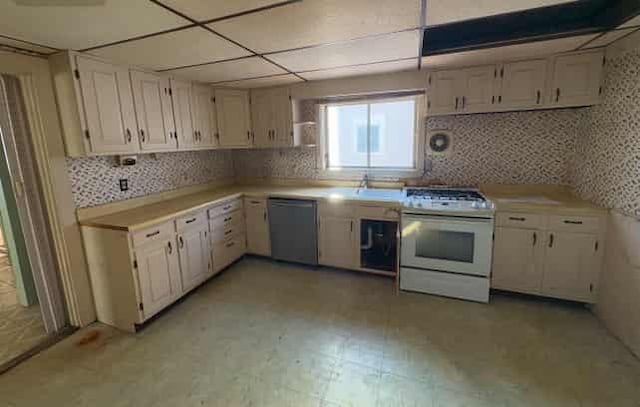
[76,55,138,154]
[427,70,463,115]
[550,51,603,107]
[250,90,274,148]
[492,227,544,294]
[130,70,177,151]
[215,89,252,148]
[192,85,216,148]
[461,66,497,113]
[498,60,546,109]
[170,79,197,149]
[541,231,601,301]
[319,216,356,269]
[136,238,181,320]
[244,198,271,256]
[273,88,293,147]
[177,225,210,292]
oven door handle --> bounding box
[402,214,492,225]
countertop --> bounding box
[80,183,607,232]
[80,185,404,231]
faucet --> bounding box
[357,173,369,194]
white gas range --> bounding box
[400,187,495,303]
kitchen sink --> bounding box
[356,188,404,200]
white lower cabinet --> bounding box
[177,222,211,293]
[319,216,356,269]
[208,198,246,273]
[136,237,182,320]
[491,212,604,302]
[244,198,271,256]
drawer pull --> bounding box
[225,242,235,248]
[185,218,197,224]
[224,230,233,235]
[167,241,172,254]
[145,230,160,238]
[250,200,261,204]
[532,232,537,246]
[508,217,526,221]
[179,236,184,248]
[548,233,554,248]
[563,220,583,225]
[224,217,232,222]
[223,205,232,210]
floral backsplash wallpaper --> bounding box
[67,47,640,215]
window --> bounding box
[321,95,422,174]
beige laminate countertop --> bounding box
[80,184,607,232]
[480,185,607,216]
[80,185,404,232]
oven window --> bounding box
[415,230,475,263]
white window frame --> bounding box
[317,94,425,179]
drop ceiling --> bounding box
[0,0,638,87]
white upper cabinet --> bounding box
[215,89,252,148]
[130,70,177,152]
[460,66,497,114]
[425,49,603,116]
[549,51,604,108]
[427,70,462,115]
[75,55,139,155]
[192,85,217,148]
[170,78,197,150]
[496,60,547,110]
[250,87,293,148]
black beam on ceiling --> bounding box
[421,0,640,56]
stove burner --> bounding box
[406,188,486,202]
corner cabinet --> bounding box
[426,49,604,117]
[51,52,140,156]
[492,212,605,303]
[214,89,252,148]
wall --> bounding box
[234,108,587,185]
[573,42,640,357]
[67,150,234,208]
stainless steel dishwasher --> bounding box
[268,198,318,265]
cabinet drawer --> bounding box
[357,205,400,220]
[496,212,544,229]
[244,197,267,208]
[209,199,243,219]
[175,211,207,232]
[213,235,246,271]
[131,221,174,248]
[547,215,601,233]
[210,215,245,244]
[319,201,355,217]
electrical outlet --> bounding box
[119,178,128,191]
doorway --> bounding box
[0,74,68,369]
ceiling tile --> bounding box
[421,34,597,69]
[0,35,57,54]
[0,0,188,50]
[208,0,421,53]
[582,28,638,49]
[166,57,286,83]
[299,59,418,81]
[216,74,303,89]
[87,27,250,71]
[619,14,640,29]
[426,0,577,26]
[269,30,420,73]
[156,0,287,22]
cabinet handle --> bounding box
[548,233,554,248]
[461,96,466,109]
[224,229,233,235]
[595,241,599,252]
[145,230,160,238]
[185,218,197,224]
[350,220,353,232]
[263,210,267,222]
[223,205,232,210]
[179,236,184,248]
[455,97,459,110]
[498,95,502,103]
[250,200,261,204]
[167,241,172,254]
[508,217,526,221]
[247,131,251,140]
[536,90,541,104]
[126,128,132,143]
[140,129,145,142]
[225,241,235,248]
[224,216,232,222]
[215,133,220,140]
[563,220,583,225]
[532,232,537,246]
[555,88,560,102]
[491,95,495,104]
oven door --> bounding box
[401,214,493,276]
